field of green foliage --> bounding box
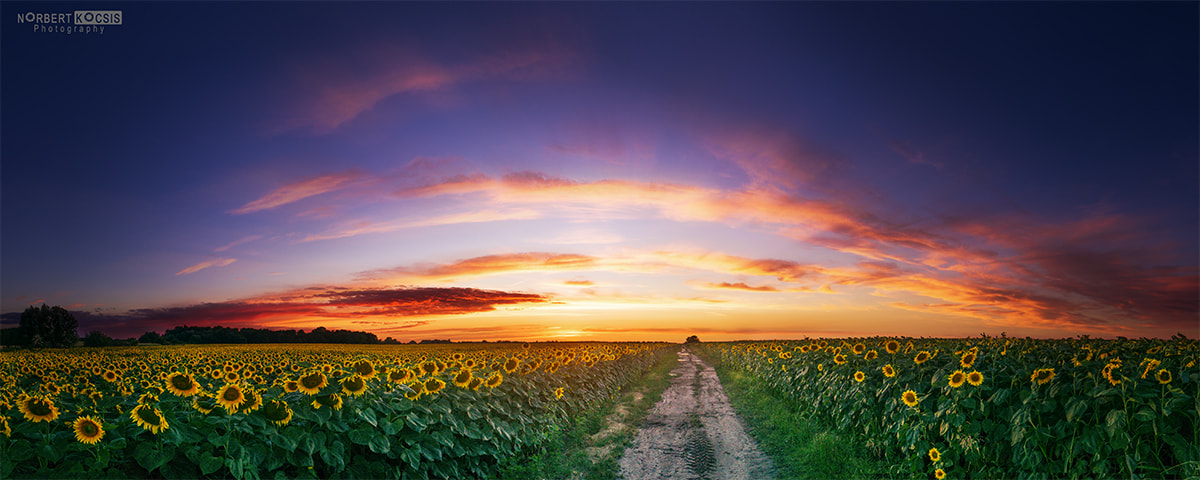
[696,335,1199,479]
[0,342,673,479]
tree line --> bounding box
[0,304,409,347]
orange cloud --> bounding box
[230,171,364,215]
[176,258,237,276]
[702,282,779,292]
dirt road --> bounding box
[617,347,774,480]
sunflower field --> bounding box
[696,336,1200,479]
[0,342,673,479]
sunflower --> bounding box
[216,384,247,412]
[1031,368,1055,385]
[130,404,169,434]
[882,364,896,377]
[341,375,367,396]
[453,369,472,388]
[834,354,847,365]
[864,350,878,361]
[485,372,503,389]
[914,351,931,364]
[1156,369,1172,384]
[240,389,262,413]
[935,468,946,479]
[554,387,565,399]
[101,370,119,383]
[852,343,866,355]
[966,371,984,386]
[948,370,966,388]
[404,383,423,401]
[351,360,377,380]
[467,377,484,391]
[284,380,300,393]
[138,392,159,404]
[960,352,976,369]
[312,394,342,411]
[503,357,520,374]
[901,389,919,408]
[928,447,941,462]
[885,340,900,354]
[73,415,105,445]
[298,371,327,395]
[817,363,824,372]
[388,368,412,384]
[419,361,439,377]
[1,416,10,438]
[854,371,865,383]
[193,393,219,415]
[18,394,60,423]
[425,377,446,395]
[261,399,293,426]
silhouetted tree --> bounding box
[83,330,114,347]
[138,331,163,344]
[685,335,700,343]
[20,304,78,348]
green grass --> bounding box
[694,348,890,479]
[499,347,681,479]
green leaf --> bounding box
[1066,399,1088,422]
[1105,409,1127,438]
[368,435,391,455]
[198,453,224,476]
[356,407,378,427]
[134,442,174,473]
[348,427,374,446]
[275,432,298,452]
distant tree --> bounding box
[20,304,78,348]
[0,326,28,346]
[685,335,700,344]
[138,331,163,344]
[83,330,114,347]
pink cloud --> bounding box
[176,258,237,276]
[230,171,364,215]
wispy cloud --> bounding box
[176,258,237,276]
[276,43,576,134]
[214,235,263,252]
[230,171,364,215]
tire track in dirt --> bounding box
[617,347,773,480]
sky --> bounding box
[2,2,1197,342]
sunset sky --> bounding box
[2,2,1197,342]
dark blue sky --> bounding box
[3,2,1196,340]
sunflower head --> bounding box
[1,416,10,438]
[1156,369,1172,384]
[554,387,564,399]
[948,370,966,388]
[19,394,60,423]
[485,372,503,389]
[935,468,946,479]
[298,371,327,395]
[351,360,377,380]
[864,350,878,361]
[834,354,847,365]
[240,389,262,413]
[853,371,865,383]
[503,358,520,374]
[901,389,919,408]
[73,415,105,445]
[885,340,900,354]
[453,369,472,388]
[960,352,976,369]
[388,368,412,384]
[966,371,984,386]
[312,394,343,411]
[216,384,247,412]
[130,404,169,434]
[261,399,293,426]
[882,364,896,377]
[914,351,931,364]
[283,380,300,393]
[1031,368,1055,385]
[192,393,219,415]
[928,447,941,462]
[164,372,200,397]
[424,378,446,395]
[852,343,866,355]
[341,375,368,396]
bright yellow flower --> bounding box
[882,364,896,377]
[966,371,983,386]
[130,404,169,434]
[901,389,919,408]
[18,394,60,423]
[165,372,200,397]
[929,447,941,462]
[948,370,966,388]
[73,415,104,444]
[216,384,247,412]
[1156,369,1172,384]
